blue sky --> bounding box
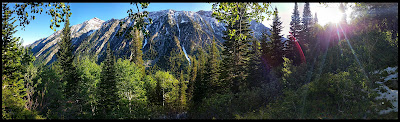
[15,3,213,46]
[14,2,347,46]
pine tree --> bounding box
[212,3,273,94]
[299,2,313,59]
[220,6,253,93]
[268,7,284,68]
[2,4,29,119]
[97,42,118,119]
[204,39,221,94]
[192,48,207,104]
[247,39,264,89]
[129,28,144,76]
[178,70,187,112]
[186,57,197,102]
[289,2,301,39]
[301,2,313,29]
[284,35,302,66]
[56,15,79,99]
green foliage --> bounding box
[96,43,118,119]
[76,57,101,118]
[203,39,221,94]
[212,2,272,41]
[56,15,79,99]
[114,58,149,119]
[143,75,157,104]
[290,2,301,38]
[192,86,270,119]
[267,7,285,69]
[2,4,41,119]
[153,71,182,114]
[247,39,264,89]
[31,64,63,119]
[4,2,72,31]
[129,29,144,74]
[240,69,373,119]
[192,48,208,104]
[348,30,398,72]
[218,6,253,93]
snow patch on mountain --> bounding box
[182,45,190,65]
[143,38,147,49]
[181,19,187,23]
[87,29,97,36]
[374,66,398,115]
[177,23,180,38]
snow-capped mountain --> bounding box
[27,9,271,66]
[27,17,105,64]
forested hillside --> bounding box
[2,2,397,119]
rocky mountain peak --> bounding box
[28,9,271,66]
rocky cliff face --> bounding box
[27,9,271,66]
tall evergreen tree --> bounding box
[219,5,253,93]
[204,39,221,94]
[268,7,284,68]
[129,28,144,76]
[284,34,302,66]
[289,2,301,39]
[299,2,313,59]
[287,3,304,66]
[97,42,118,118]
[2,4,29,119]
[186,57,197,102]
[192,48,207,104]
[247,39,264,89]
[301,2,313,29]
[178,70,187,112]
[56,15,79,99]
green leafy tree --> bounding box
[143,75,157,104]
[153,71,180,114]
[76,57,101,118]
[115,58,149,118]
[23,48,38,111]
[2,2,71,119]
[5,2,72,31]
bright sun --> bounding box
[316,4,347,26]
[323,8,342,24]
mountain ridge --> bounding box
[27,9,271,66]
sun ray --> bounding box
[338,23,370,81]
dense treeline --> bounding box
[2,2,398,119]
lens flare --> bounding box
[337,23,370,81]
[288,32,306,64]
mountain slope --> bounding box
[28,9,271,66]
